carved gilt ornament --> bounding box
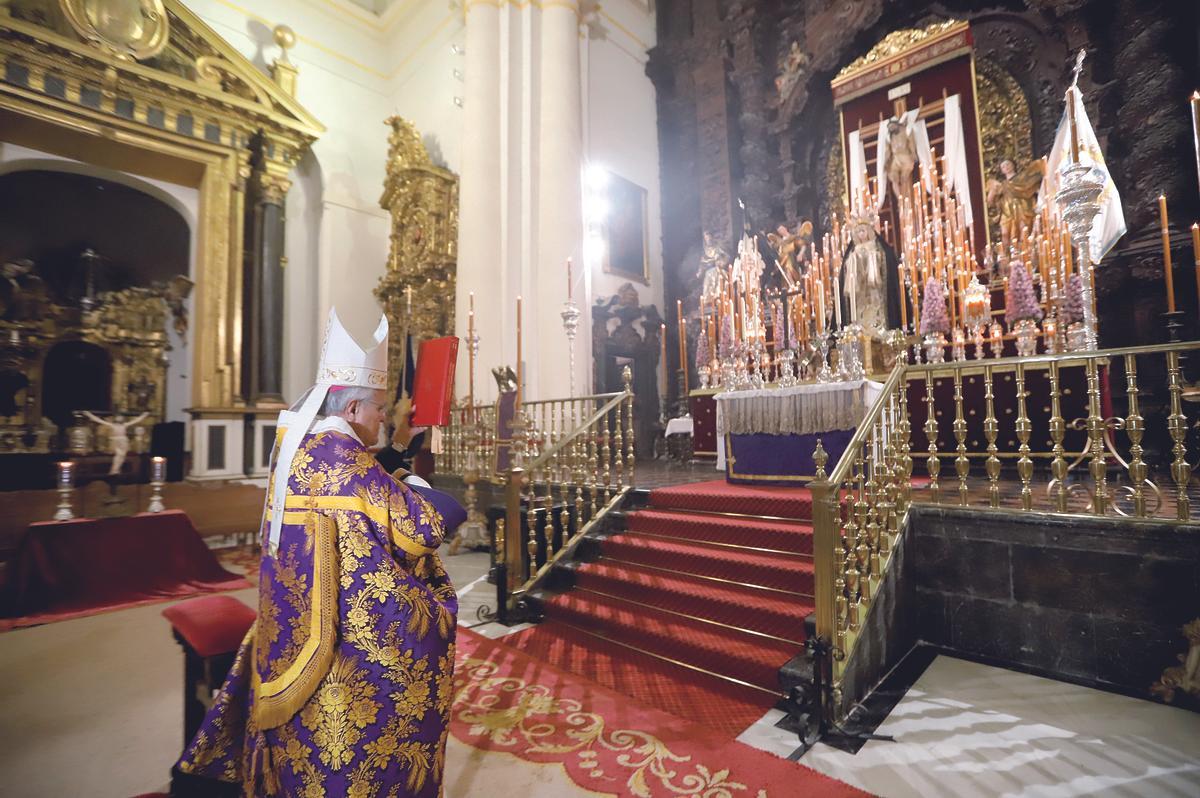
[59,0,169,61]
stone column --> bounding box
[249,169,290,405]
[457,0,503,401]
[535,0,584,400]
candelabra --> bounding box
[777,348,798,387]
[561,300,581,397]
[1055,160,1106,350]
[838,325,865,380]
[54,461,74,521]
[147,456,166,513]
[816,335,834,382]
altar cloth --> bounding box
[716,380,883,484]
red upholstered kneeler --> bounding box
[162,595,256,748]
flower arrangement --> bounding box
[1005,260,1043,325]
[919,277,950,335]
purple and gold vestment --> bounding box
[177,429,457,797]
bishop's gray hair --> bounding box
[319,385,378,416]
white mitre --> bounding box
[266,307,388,550]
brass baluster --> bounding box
[610,397,620,499]
[558,402,571,542]
[1124,354,1148,518]
[898,375,913,509]
[1048,361,1068,513]
[573,398,585,525]
[1015,362,1033,511]
[1086,357,1108,515]
[875,418,896,561]
[1166,350,1191,521]
[604,400,615,502]
[983,364,1000,508]
[924,371,940,504]
[624,367,636,489]
[952,370,969,506]
[865,431,883,582]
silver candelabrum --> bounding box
[561,300,581,397]
[1056,161,1107,351]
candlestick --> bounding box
[561,297,581,397]
[54,461,74,521]
[1160,194,1175,312]
[148,456,166,513]
[680,318,689,394]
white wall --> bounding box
[0,142,199,424]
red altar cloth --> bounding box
[1,510,250,631]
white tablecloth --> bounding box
[664,416,695,437]
[715,380,884,470]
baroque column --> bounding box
[536,0,584,399]
[456,0,503,402]
[247,157,291,405]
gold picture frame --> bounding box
[601,173,650,285]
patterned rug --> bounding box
[453,628,870,798]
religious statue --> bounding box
[81,410,148,475]
[0,258,49,321]
[840,210,903,338]
[883,118,918,207]
[492,365,518,393]
[767,220,813,287]
[774,41,810,104]
[156,274,194,337]
[697,231,731,303]
[986,157,1045,249]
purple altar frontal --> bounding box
[724,429,855,485]
[715,380,883,486]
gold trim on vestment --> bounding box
[253,513,338,730]
[280,493,437,558]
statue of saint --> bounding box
[840,211,903,339]
[82,410,148,475]
[697,231,731,303]
[986,158,1045,249]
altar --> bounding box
[716,380,883,485]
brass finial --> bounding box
[273,24,296,63]
[621,365,633,391]
[813,439,828,480]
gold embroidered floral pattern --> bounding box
[301,654,381,770]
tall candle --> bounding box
[516,294,523,407]
[660,322,668,397]
[1192,222,1200,313]
[898,263,908,330]
[1190,92,1199,201]
[566,258,573,301]
[405,285,413,317]
[833,275,842,328]
[1160,194,1175,312]
[680,318,689,394]
[151,455,165,483]
[57,460,73,489]
[468,292,476,412]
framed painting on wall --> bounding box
[602,173,649,284]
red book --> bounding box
[411,336,460,427]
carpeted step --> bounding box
[648,479,813,519]
[502,620,781,738]
[572,559,813,642]
[599,532,815,595]
[625,508,814,555]
[541,590,801,690]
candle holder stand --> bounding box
[54,484,74,521]
[816,336,834,383]
[561,300,581,397]
[1056,160,1107,351]
[148,479,165,513]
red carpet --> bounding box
[1,510,250,631]
[507,480,815,739]
[454,628,871,798]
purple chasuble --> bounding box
[177,429,457,797]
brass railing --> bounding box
[811,340,1200,719]
[441,369,636,618]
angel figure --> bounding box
[986,158,1046,250]
[82,410,148,475]
[697,231,731,303]
[767,220,813,287]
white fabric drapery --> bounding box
[941,94,974,227]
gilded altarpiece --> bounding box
[376,117,458,403]
[0,0,322,417]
